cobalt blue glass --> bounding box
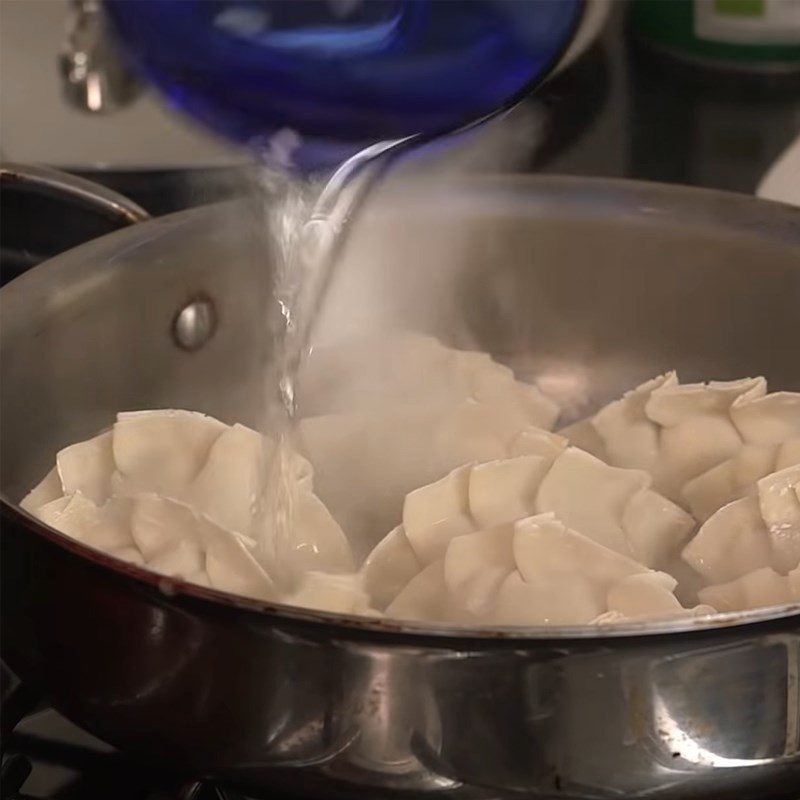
[105,0,583,172]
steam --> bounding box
[299,102,550,408]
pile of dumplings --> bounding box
[21,333,800,627]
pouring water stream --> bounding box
[250,135,415,581]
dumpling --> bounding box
[444,526,515,615]
[682,444,776,523]
[187,423,271,536]
[698,566,797,612]
[282,490,356,577]
[283,571,371,615]
[403,463,474,565]
[130,492,202,561]
[562,374,799,528]
[758,464,800,573]
[646,377,765,500]
[490,570,601,626]
[621,488,696,569]
[468,455,548,530]
[360,525,421,610]
[112,410,226,498]
[535,447,693,566]
[34,493,134,551]
[20,467,62,513]
[731,392,800,445]
[591,372,677,473]
[385,560,452,623]
[130,494,274,601]
[204,532,275,601]
[385,444,694,609]
[508,427,568,461]
[147,539,205,579]
[536,447,649,557]
[296,332,562,557]
[682,496,774,584]
[56,430,115,504]
[682,463,800,584]
[606,572,683,618]
[513,513,647,589]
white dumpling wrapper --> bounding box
[490,570,602,626]
[776,438,800,472]
[656,415,745,501]
[110,546,146,566]
[444,525,515,615]
[112,410,226,498]
[731,391,800,446]
[284,490,356,577]
[403,463,474,565]
[606,572,683,618]
[758,464,800,572]
[433,399,515,468]
[188,423,271,536]
[283,571,371,615]
[508,427,568,461]
[35,493,134,551]
[35,495,72,526]
[131,493,203,561]
[682,444,775,522]
[147,539,205,579]
[536,447,648,557]
[558,417,608,460]
[513,513,647,590]
[468,456,547,530]
[386,559,450,623]
[56,430,114,505]
[20,467,62,513]
[682,496,773,584]
[592,372,677,473]
[360,525,421,610]
[130,494,274,601]
[645,377,766,426]
[469,364,559,432]
[205,534,275,601]
[698,567,795,612]
[645,378,764,499]
[621,489,695,568]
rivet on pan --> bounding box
[172,295,217,352]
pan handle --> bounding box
[0,162,149,226]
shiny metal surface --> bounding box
[60,0,142,114]
[0,162,149,227]
[1,177,799,798]
[172,294,218,352]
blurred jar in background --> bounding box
[628,0,800,193]
[631,0,800,74]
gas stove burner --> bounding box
[0,662,262,800]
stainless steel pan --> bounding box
[1,176,799,798]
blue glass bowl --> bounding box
[105,0,583,171]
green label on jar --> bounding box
[631,0,800,65]
[714,0,765,17]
